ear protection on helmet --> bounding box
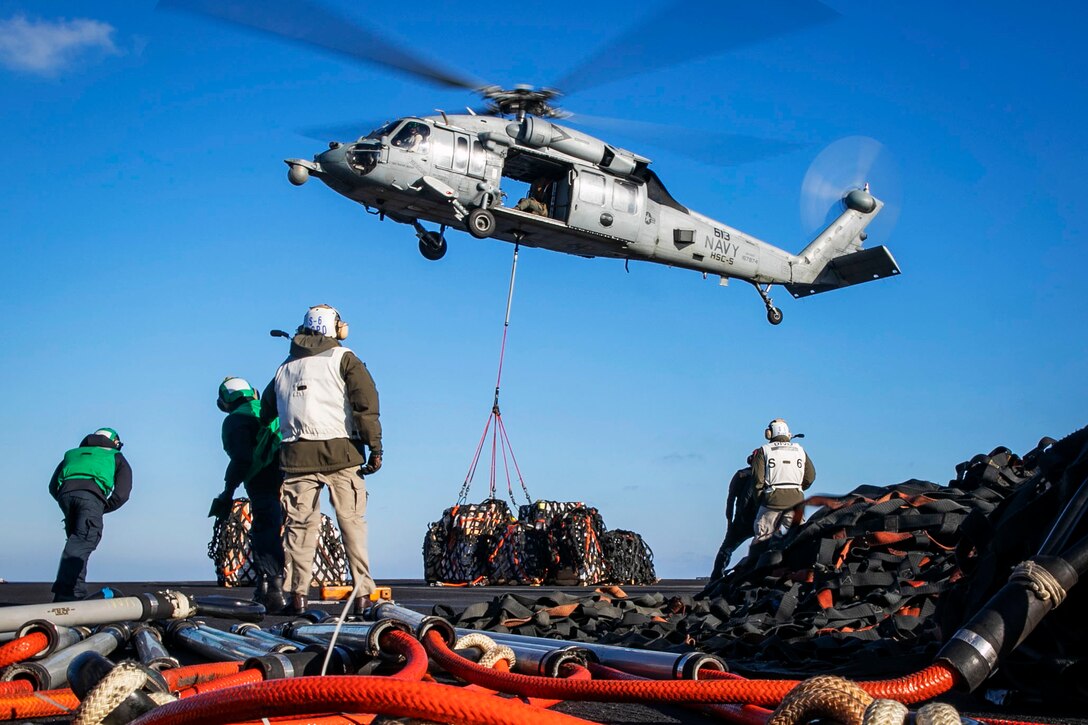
[765,418,790,440]
[305,305,349,340]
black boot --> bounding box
[252,575,269,604]
[264,577,289,614]
[283,593,308,616]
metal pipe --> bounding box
[192,623,296,655]
[0,591,196,634]
[132,624,180,671]
[279,619,409,657]
[366,602,455,646]
[231,623,301,653]
[461,629,727,680]
[15,619,90,660]
[166,621,273,661]
[0,624,129,690]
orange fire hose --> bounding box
[177,668,263,698]
[423,630,958,706]
[0,681,33,697]
[0,632,48,668]
[0,687,80,720]
[591,663,771,725]
[381,629,429,682]
[129,677,595,725]
[162,661,245,691]
[459,657,591,710]
[240,717,373,725]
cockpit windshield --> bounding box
[364,120,401,140]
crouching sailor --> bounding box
[48,428,131,602]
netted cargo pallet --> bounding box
[207,497,349,587]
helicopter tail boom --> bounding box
[784,189,900,297]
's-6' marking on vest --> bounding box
[762,442,806,490]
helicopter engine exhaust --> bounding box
[507,118,638,176]
[288,164,310,186]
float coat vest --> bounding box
[760,441,807,510]
[59,446,118,496]
[274,346,357,443]
[223,398,281,485]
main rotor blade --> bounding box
[552,0,838,95]
[158,0,483,90]
[566,113,811,168]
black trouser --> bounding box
[711,526,750,579]
[245,478,285,581]
[52,490,105,601]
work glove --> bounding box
[208,491,233,519]
[361,450,383,475]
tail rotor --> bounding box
[800,136,902,244]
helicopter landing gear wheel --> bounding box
[753,283,783,326]
[466,208,496,239]
[418,231,447,261]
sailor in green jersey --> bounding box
[48,428,132,602]
[211,377,287,612]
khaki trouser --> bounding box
[280,466,375,597]
[753,505,796,544]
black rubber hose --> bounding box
[938,534,1088,692]
[1060,532,1088,573]
[1039,474,1088,556]
[192,595,265,622]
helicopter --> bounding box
[161,0,900,325]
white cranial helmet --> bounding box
[766,418,791,440]
[303,305,348,340]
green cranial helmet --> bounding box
[93,427,122,449]
[218,376,258,412]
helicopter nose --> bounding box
[316,142,347,168]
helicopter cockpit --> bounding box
[390,121,430,152]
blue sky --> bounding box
[1,1,1085,584]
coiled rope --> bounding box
[1011,560,1067,606]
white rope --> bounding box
[321,577,369,676]
[1011,560,1067,607]
[160,589,197,619]
[862,698,908,725]
[915,702,961,725]
[73,660,176,725]
[454,632,516,669]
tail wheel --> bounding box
[767,307,783,325]
[466,208,495,239]
[419,232,447,261]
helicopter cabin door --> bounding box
[566,169,643,241]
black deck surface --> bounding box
[2,580,1084,724]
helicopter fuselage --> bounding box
[287,114,897,321]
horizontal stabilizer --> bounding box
[785,245,901,298]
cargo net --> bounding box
[207,498,350,587]
[423,499,657,586]
[449,432,1088,706]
